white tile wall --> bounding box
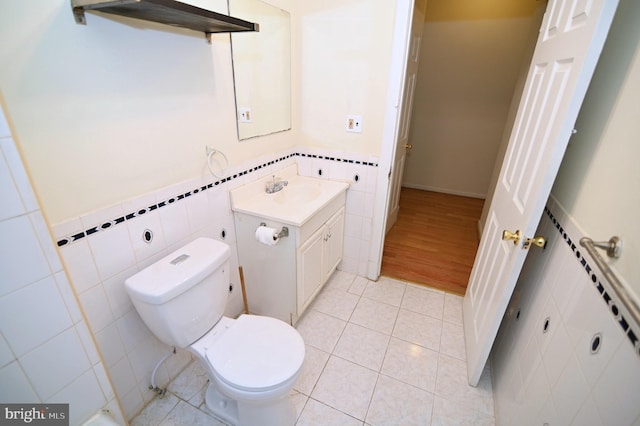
[296,147,379,276]
[492,196,640,425]
[0,276,72,357]
[0,106,123,425]
[50,145,379,420]
[0,215,51,296]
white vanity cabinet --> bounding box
[230,166,349,325]
[297,207,345,314]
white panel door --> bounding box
[386,0,425,233]
[463,0,619,386]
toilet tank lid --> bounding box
[125,238,230,305]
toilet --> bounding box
[124,237,305,426]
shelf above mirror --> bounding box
[72,0,259,42]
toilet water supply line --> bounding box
[147,147,225,396]
[150,347,176,397]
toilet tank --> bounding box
[125,238,231,348]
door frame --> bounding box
[368,0,414,280]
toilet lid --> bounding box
[206,315,305,392]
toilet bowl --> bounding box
[191,315,304,425]
[124,238,305,426]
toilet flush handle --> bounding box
[170,254,190,265]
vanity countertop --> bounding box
[230,165,349,226]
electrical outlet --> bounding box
[346,115,363,133]
[238,107,252,123]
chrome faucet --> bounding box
[265,175,288,193]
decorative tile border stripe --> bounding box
[56,152,378,248]
[545,206,640,357]
[297,152,379,167]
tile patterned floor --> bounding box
[131,271,495,425]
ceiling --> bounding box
[425,0,544,22]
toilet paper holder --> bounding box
[260,223,289,239]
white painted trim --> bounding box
[368,0,414,281]
[400,183,486,199]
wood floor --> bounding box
[381,188,485,295]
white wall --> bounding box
[402,15,534,198]
[0,0,296,225]
[297,1,396,157]
[0,102,125,425]
[0,0,394,226]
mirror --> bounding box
[229,0,291,140]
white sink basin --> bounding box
[230,165,349,226]
[271,182,322,205]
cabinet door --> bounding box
[296,226,324,313]
[324,207,345,279]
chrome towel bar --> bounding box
[586,236,622,258]
[580,236,640,328]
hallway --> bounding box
[381,189,484,295]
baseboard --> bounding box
[401,183,486,200]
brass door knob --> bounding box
[502,229,521,245]
[404,143,413,150]
[524,236,546,249]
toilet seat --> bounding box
[206,315,305,392]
